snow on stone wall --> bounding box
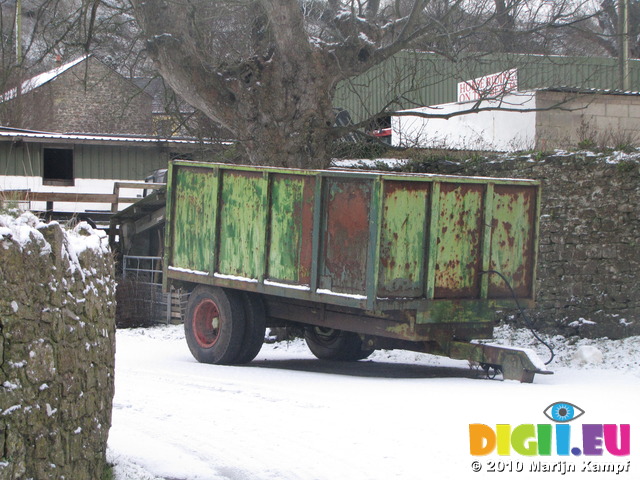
[0,212,116,479]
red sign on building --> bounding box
[457,69,518,102]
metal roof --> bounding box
[1,56,90,102]
[0,126,217,147]
[539,86,640,96]
[334,51,640,124]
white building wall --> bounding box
[0,176,144,213]
[392,92,537,152]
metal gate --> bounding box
[121,255,188,324]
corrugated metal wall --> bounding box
[0,143,170,181]
[75,145,169,180]
[0,143,42,177]
[334,52,640,124]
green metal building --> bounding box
[0,128,217,218]
[334,51,640,124]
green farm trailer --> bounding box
[156,160,550,382]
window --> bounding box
[43,147,74,186]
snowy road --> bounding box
[108,326,640,480]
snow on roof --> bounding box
[0,126,222,146]
[537,85,640,96]
[1,55,90,102]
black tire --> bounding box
[184,286,246,364]
[304,326,374,361]
[234,292,266,364]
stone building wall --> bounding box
[50,57,153,135]
[536,91,640,151]
[4,56,153,136]
[414,151,640,339]
[0,213,116,479]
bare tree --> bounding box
[1,1,601,165]
[0,0,154,129]
[576,0,640,58]
[130,0,595,168]
[0,0,147,91]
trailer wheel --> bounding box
[234,292,266,364]
[184,286,246,364]
[304,327,373,361]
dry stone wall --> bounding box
[0,213,116,479]
[408,150,640,339]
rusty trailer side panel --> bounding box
[320,177,373,296]
[267,174,316,285]
[164,161,540,316]
[378,180,430,298]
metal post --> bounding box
[14,0,23,127]
[619,0,630,91]
[15,0,22,64]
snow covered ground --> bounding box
[108,325,639,480]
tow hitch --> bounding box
[449,341,553,383]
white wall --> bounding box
[392,92,537,152]
[0,176,144,213]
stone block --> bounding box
[582,102,606,116]
[629,105,640,118]
[619,116,640,132]
[605,102,629,118]
[592,115,621,133]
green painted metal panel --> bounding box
[171,166,218,273]
[268,174,315,284]
[416,299,496,325]
[434,183,484,299]
[480,183,495,299]
[489,185,537,298]
[217,170,266,279]
[74,145,169,180]
[378,180,430,297]
[309,175,324,293]
[0,143,41,176]
[365,177,382,309]
[425,181,441,299]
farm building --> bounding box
[335,51,640,150]
[0,126,215,223]
[335,51,640,123]
[0,55,153,136]
[392,88,640,151]
[0,56,223,223]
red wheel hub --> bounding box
[193,299,221,348]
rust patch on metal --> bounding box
[321,178,372,295]
[434,183,484,299]
[377,180,430,297]
[489,185,537,298]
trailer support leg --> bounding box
[449,341,553,383]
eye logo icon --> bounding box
[543,402,585,423]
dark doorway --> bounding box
[43,147,74,186]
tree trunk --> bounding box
[135,0,340,169]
